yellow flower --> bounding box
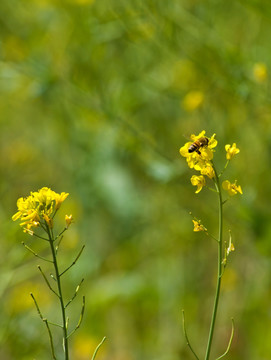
[55,192,69,210]
[191,175,206,193]
[225,143,240,160]
[200,163,215,179]
[65,214,73,229]
[12,187,69,233]
[43,213,53,228]
[182,91,204,112]
[253,62,268,83]
[222,180,243,196]
[180,131,217,170]
[192,219,207,232]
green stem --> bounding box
[204,166,223,360]
[47,225,69,360]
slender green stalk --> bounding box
[204,165,223,360]
[31,293,57,360]
[182,310,200,360]
[47,224,69,360]
[91,337,107,360]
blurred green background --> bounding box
[1,0,271,359]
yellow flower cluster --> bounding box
[12,187,69,234]
[180,130,217,171]
[180,131,217,193]
[180,130,242,195]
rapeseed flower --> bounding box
[192,219,207,232]
[225,143,240,160]
[180,130,217,170]
[12,187,69,233]
[191,175,206,193]
[200,163,215,179]
[222,180,242,196]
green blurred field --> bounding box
[1,0,271,359]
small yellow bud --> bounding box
[65,214,73,229]
[43,213,53,228]
[192,219,207,232]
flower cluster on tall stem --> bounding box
[12,187,86,360]
[180,131,242,360]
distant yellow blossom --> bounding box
[192,219,207,232]
[253,62,268,83]
[12,187,69,233]
[182,91,204,112]
[71,0,95,4]
[225,143,240,160]
[191,175,206,193]
[222,180,243,196]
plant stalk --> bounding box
[204,166,223,360]
[47,225,69,360]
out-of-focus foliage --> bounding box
[1,0,271,359]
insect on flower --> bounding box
[188,137,209,155]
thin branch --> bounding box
[60,245,85,277]
[206,232,219,243]
[22,242,53,263]
[48,321,63,328]
[55,235,64,254]
[65,278,84,308]
[30,293,57,360]
[55,228,67,253]
[91,337,107,360]
[216,318,234,360]
[37,265,60,298]
[207,186,218,193]
[182,310,200,360]
[218,160,229,178]
[32,233,50,241]
[50,273,57,282]
[67,296,85,338]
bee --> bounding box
[188,137,209,155]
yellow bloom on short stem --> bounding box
[55,192,69,210]
[222,180,243,196]
[225,143,240,160]
[65,214,73,229]
[191,175,206,193]
[192,219,207,232]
